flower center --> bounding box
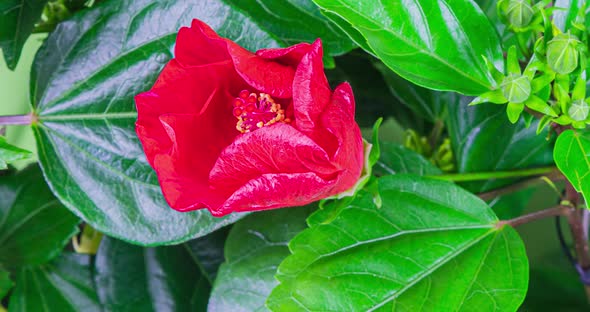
[232,89,290,133]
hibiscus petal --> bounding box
[256,42,312,67]
[209,123,338,192]
[175,19,231,67]
[135,59,239,166]
[292,39,331,133]
[212,172,336,216]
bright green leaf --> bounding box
[267,175,529,311]
[30,0,284,245]
[0,268,12,300]
[0,136,32,169]
[554,129,590,205]
[525,95,557,116]
[468,89,507,105]
[209,206,314,312]
[311,0,503,95]
[8,253,101,312]
[0,0,48,70]
[0,165,79,269]
[222,0,355,59]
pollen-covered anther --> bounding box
[232,90,289,133]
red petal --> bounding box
[256,42,312,67]
[292,39,331,133]
[135,60,240,166]
[212,172,336,216]
[175,19,231,67]
[209,123,338,193]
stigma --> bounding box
[232,89,290,133]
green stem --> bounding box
[428,166,558,182]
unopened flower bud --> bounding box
[547,33,581,74]
[501,74,531,103]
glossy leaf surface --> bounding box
[0,0,47,70]
[222,0,355,59]
[30,0,283,245]
[554,130,590,205]
[208,206,314,312]
[375,142,442,176]
[0,165,79,269]
[94,236,211,311]
[8,253,101,312]
[267,175,528,311]
[447,98,554,193]
[311,0,503,95]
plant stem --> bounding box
[428,119,444,149]
[429,166,558,182]
[0,114,32,125]
[478,171,565,201]
[498,205,568,228]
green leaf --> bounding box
[222,0,355,58]
[8,253,101,312]
[184,227,229,281]
[209,206,314,312]
[376,63,451,122]
[0,267,12,300]
[311,0,503,95]
[0,0,48,70]
[0,164,79,269]
[554,129,590,205]
[267,175,529,311]
[447,98,554,193]
[0,136,32,169]
[506,101,525,123]
[318,10,373,54]
[30,0,285,245]
[374,142,442,176]
[94,236,211,311]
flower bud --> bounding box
[501,74,531,103]
[503,0,534,28]
[547,33,581,74]
[568,99,589,121]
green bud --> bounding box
[505,0,534,28]
[546,33,581,74]
[568,99,589,121]
[501,74,531,103]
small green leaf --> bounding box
[537,115,553,134]
[8,253,101,312]
[530,72,555,93]
[507,45,522,74]
[0,165,79,269]
[209,206,314,312]
[311,0,503,95]
[525,95,557,116]
[0,0,48,70]
[507,101,525,123]
[374,142,442,176]
[267,175,529,311]
[0,136,32,169]
[468,89,507,105]
[554,129,590,205]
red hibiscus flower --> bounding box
[135,19,364,217]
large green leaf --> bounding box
[208,206,314,312]
[554,129,590,205]
[94,236,211,311]
[447,98,554,193]
[0,136,32,169]
[184,227,229,281]
[30,0,284,245]
[374,142,442,176]
[311,0,503,95]
[222,0,355,59]
[0,165,79,269]
[0,0,47,70]
[267,175,528,311]
[8,253,101,312]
